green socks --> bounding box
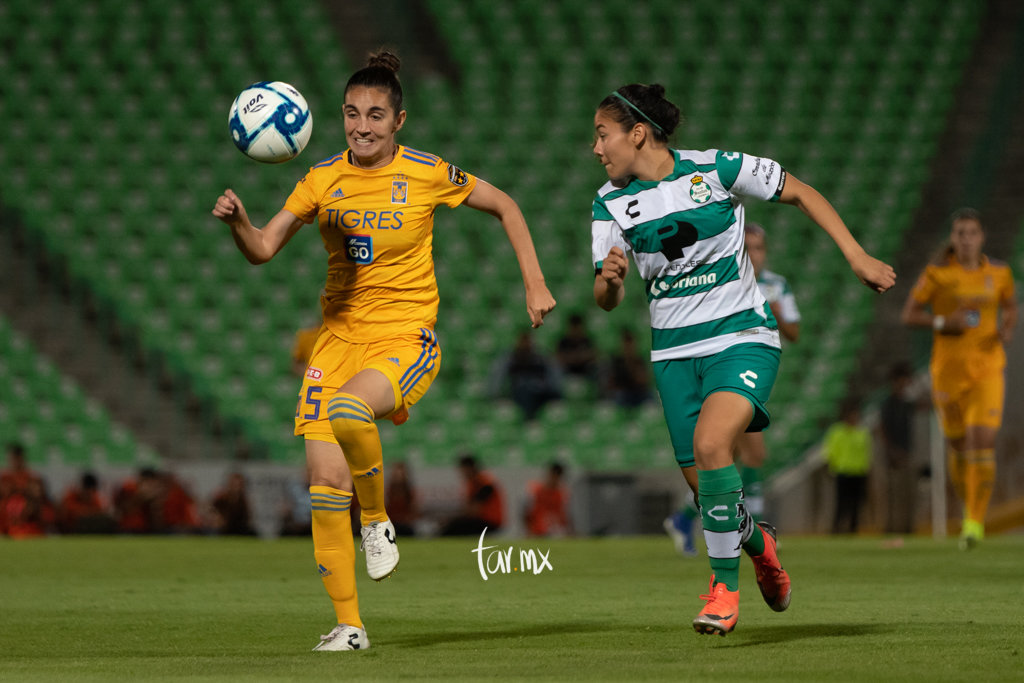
[698,466,765,590]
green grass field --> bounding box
[1,533,1021,681]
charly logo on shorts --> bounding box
[306,366,323,381]
[689,175,711,203]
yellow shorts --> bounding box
[931,369,1005,439]
[294,326,441,441]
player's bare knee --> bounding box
[692,435,734,469]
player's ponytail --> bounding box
[345,48,403,114]
[599,84,682,143]
[366,49,401,74]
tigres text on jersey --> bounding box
[285,146,477,342]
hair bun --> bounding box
[647,83,666,99]
[367,49,401,73]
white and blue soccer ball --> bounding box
[229,81,313,163]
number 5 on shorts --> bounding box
[296,385,323,420]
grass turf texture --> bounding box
[1,534,1021,681]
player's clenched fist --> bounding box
[211,188,250,227]
[601,246,629,287]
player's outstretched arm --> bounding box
[594,247,628,311]
[999,290,1017,345]
[900,293,938,330]
[774,308,800,343]
[212,189,305,265]
[463,180,556,328]
[902,294,977,335]
[779,175,896,293]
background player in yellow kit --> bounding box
[212,50,556,651]
[901,208,1016,549]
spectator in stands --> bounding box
[0,477,10,534]
[490,329,563,421]
[208,471,256,536]
[159,471,200,534]
[385,462,418,537]
[213,49,555,651]
[1,441,43,494]
[823,398,872,535]
[524,462,571,537]
[112,468,199,534]
[901,208,1017,550]
[113,468,160,533]
[590,83,894,635]
[604,327,652,408]
[442,454,505,536]
[57,472,117,534]
[734,223,802,522]
[1,442,53,538]
[1,476,54,538]
[556,312,600,387]
[877,361,922,535]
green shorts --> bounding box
[652,343,780,468]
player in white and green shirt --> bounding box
[591,83,895,636]
[735,223,801,522]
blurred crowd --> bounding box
[1,441,571,540]
[0,442,256,538]
[490,312,653,422]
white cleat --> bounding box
[360,519,399,581]
[312,624,369,651]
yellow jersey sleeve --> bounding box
[433,160,477,208]
[283,170,325,224]
[910,265,940,305]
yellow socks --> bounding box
[327,393,388,525]
[310,486,361,628]
[963,449,996,527]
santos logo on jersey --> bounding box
[689,176,711,203]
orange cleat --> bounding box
[692,575,739,636]
[750,522,791,612]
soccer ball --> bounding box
[229,81,313,163]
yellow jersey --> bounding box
[910,255,1015,380]
[284,145,477,342]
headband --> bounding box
[610,91,665,135]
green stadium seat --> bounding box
[0,0,983,472]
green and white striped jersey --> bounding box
[758,269,801,324]
[592,149,786,361]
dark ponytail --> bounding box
[599,84,681,142]
[345,49,403,114]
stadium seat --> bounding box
[0,0,983,474]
